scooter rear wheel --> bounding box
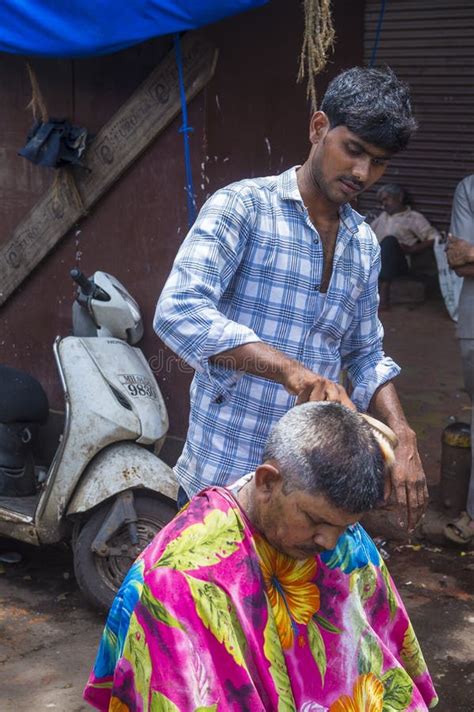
[73,491,176,611]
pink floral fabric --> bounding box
[84,487,438,711]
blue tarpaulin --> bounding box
[0,0,268,57]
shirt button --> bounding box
[314,284,320,291]
[313,237,318,244]
[215,395,224,404]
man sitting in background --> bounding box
[371,183,440,309]
[84,403,437,712]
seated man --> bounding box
[371,184,441,309]
[84,403,438,711]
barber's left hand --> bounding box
[389,425,429,531]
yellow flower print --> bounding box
[255,534,320,649]
[329,673,384,712]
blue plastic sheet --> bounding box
[0,0,268,57]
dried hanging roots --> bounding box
[298,0,335,111]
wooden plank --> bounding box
[0,33,218,306]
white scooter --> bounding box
[0,269,178,610]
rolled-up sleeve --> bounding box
[154,186,262,390]
[411,212,440,243]
[340,243,400,411]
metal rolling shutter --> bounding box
[360,0,474,232]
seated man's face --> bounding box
[253,466,363,560]
[379,191,404,215]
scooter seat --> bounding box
[0,365,49,424]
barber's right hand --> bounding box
[283,365,356,411]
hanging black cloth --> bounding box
[18,118,89,168]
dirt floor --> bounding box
[0,294,473,711]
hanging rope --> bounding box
[26,63,48,123]
[174,33,197,228]
[369,0,387,67]
[297,0,335,111]
[25,63,87,216]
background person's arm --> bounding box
[401,211,439,254]
[454,264,474,278]
[401,239,434,255]
[447,235,474,268]
[448,177,474,276]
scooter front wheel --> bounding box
[72,491,176,611]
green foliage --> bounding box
[307,618,327,685]
[150,690,180,711]
[382,667,414,711]
[141,584,185,631]
[353,565,378,603]
[358,632,383,677]
[313,613,342,634]
[123,613,152,707]
[400,623,427,679]
[263,600,296,711]
[380,561,398,621]
[186,574,247,668]
[154,509,244,570]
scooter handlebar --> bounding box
[70,268,94,295]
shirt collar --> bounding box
[339,202,365,235]
[277,166,366,235]
[277,165,304,202]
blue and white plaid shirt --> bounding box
[154,167,400,497]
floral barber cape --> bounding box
[84,487,438,711]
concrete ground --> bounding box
[0,295,473,711]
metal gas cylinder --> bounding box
[440,420,471,513]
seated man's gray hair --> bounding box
[263,402,389,513]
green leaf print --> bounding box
[88,681,113,690]
[154,508,244,570]
[307,618,327,685]
[380,561,398,621]
[400,622,428,679]
[194,706,218,711]
[358,632,383,677]
[150,690,180,711]
[123,613,152,707]
[382,667,414,711]
[263,599,296,712]
[313,613,342,634]
[141,583,185,631]
[352,565,377,603]
[185,574,247,668]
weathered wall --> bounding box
[0,0,364,452]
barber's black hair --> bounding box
[320,66,417,153]
[263,402,387,513]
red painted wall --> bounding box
[0,1,364,452]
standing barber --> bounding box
[155,66,428,530]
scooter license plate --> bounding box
[118,374,157,399]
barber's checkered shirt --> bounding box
[154,167,400,497]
